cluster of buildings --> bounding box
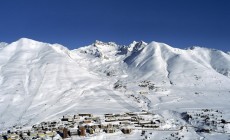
[2,109,227,140]
[0,111,166,140]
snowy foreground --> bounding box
[0,38,230,139]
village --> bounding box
[1,109,229,140]
[0,110,172,140]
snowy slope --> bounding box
[0,38,230,139]
[124,42,230,88]
[0,39,139,130]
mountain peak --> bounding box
[130,40,147,46]
[17,38,41,44]
[128,41,148,52]
[2,38,52,52]
[149,41,171,48]
[188,46,209,50]
[187,46,224,54]
[93,40,118,47]
[0,42,8,49]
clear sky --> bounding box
[0,0,229,51]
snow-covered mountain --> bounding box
[0,38,230,136]
[0,42,8,49]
